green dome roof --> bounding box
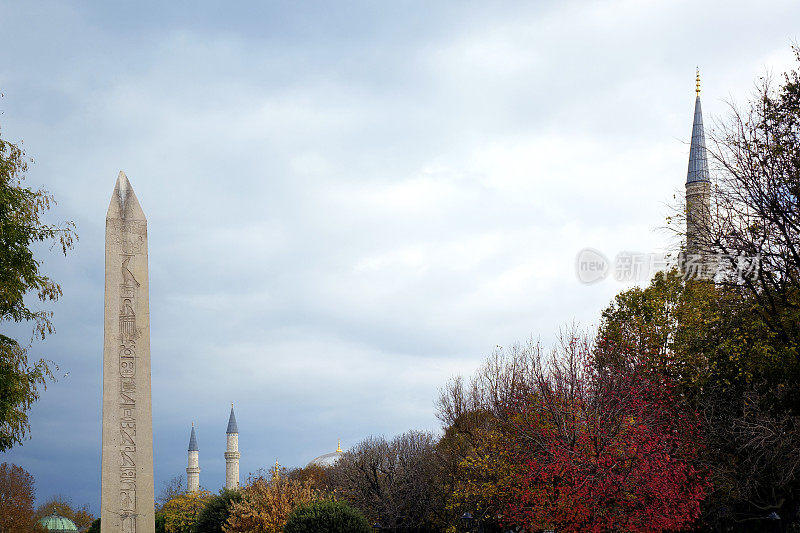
[38,513,78,532]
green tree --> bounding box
[194,488,241,533]
[155,512,166,533]
[86,518,100,533]
[283,500,370,533]
[0,117,76,451]
[596,269,721,394]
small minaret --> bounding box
[186,423,200,492]
[225,404,240,489]
[685,68,712,279]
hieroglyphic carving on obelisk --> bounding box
[101,172,155,533]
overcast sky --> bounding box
[1,0,798,515]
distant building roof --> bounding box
[308,451,342,468]
[188,424,198,451]
[38,513,78,532]
[307,440,344,468]
[227,406,238,434]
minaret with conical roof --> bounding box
[225,405,240,489]
[685,68,713,279]
[186,423,200,492]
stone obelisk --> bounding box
[101,172,155,533]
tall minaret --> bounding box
[225,405,240,489]
[685,68,712,279]
[186,423,200,492]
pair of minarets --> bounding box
[186,405,240,492]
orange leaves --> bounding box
[0,462,36,532]
[223,474,316,533]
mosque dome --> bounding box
[307,440,344,468]
[38,513,79,533]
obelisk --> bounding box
[101,172,155,533]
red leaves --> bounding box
[498,339,711,533]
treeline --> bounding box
[151,332,713,533]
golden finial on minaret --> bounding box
[191,421,194,427]
[336,439,342,453]
[696,67,701,97]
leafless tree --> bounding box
[330,431,442,532]
[155,474,184,512]
[437,339,546,430]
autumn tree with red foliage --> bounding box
[500,336,710,533]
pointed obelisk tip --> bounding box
[108,170,145,221]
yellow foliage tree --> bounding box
[453,425,518,514]
[161,490,214,533]
[438,413,520,530]
[223,471,316,533]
